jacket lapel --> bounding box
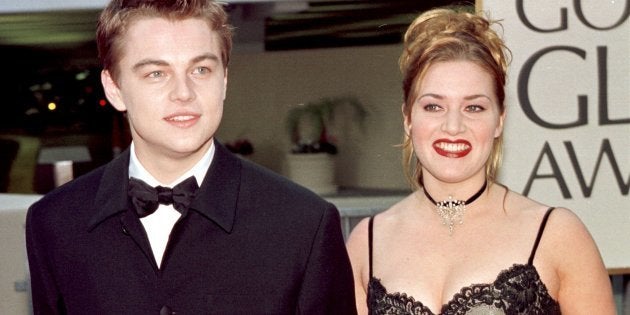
[189,140,240,233]
[88,149,130,230]
[119,209,159,271]
[87,149,157,269]
[85,141,241,270]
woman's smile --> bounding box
[433,139,472,158]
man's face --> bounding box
[102,17,227,165]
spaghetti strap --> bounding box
[368,216,374,278]
[528,207,556,265]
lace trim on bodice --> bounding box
[367,263,561,315]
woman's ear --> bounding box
[101,70,127,112]
[402,103,411,136]
[495,108,506,138]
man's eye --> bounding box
[147,71,163,78]
[193,67,210,74]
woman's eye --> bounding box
[423,103,441,112]
[466,105,485,112]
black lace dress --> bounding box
[367,208,561,315]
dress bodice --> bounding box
[367,208,561,315]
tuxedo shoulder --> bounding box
[28,163,107,217]
[238,159,334,211]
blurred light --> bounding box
[48,102,57,111]
[25,108,39,115]
[98,99,107,107]
[75,70,90,81]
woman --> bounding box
[346,8,615,315]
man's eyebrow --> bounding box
[132,59,168,72]
[132,54,221,72]
[191,53,220,64]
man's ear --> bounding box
[101,70,126,112]
[222,68,228,101]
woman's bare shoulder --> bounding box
[539,206,615,312]
[504,187,586,232]
[346,217,370,249]
[346,193,416,250]
[376,193,419,220]
[501,186,548,212]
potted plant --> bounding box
[284,96,367,195]
[286,96,366,155]
[225,138,254,157]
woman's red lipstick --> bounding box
[433,139,471,158]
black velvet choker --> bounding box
[422,180,487,235]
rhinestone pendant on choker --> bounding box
[422,180,487,235]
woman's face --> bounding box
[404,60,504,184]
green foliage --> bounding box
[285,96,367,154]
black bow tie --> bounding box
[128,176,199,218]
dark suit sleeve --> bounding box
[296,204,357,315]
[26,204,65,314]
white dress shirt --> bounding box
[128,142,215,268]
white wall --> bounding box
[483,0,630,270]
[217,44,409,190]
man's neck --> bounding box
[129,141,214,185]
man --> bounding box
[25,0,356,313]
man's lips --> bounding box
[433,139,472,158]
[164,113,200,127]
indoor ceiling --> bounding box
[0,0,468,69]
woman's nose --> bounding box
[442,109,465,135]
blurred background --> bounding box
[1,2,628,314]
[0,0,466,195]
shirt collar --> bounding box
[128,141,215,187]
[89,141,235,233]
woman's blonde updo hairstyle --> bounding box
[399,8,510,190]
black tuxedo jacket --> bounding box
[26,141,356,314]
